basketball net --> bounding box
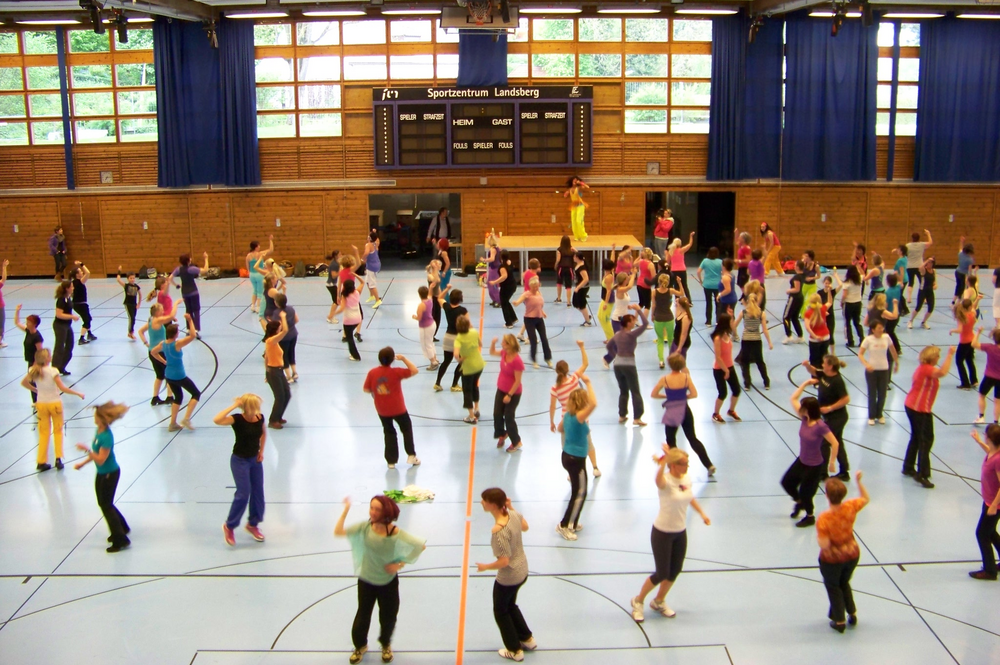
[467,0,492,26]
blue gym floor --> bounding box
[0,265,998,664]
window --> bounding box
[390,20,432,43]
[342,20,386,45]
[579,18,621,42]
[297,22,339,46]
[579,54,621,78]
[672,20,711,42]
[626,19,668,42]
[874,24,920,137]
[437,54,459,79]
[256,24,292,46]
[0,29,155,144]
[390,55,434,79]
[532,54,575,78]
[507,54,529,78]
[533,19,573,40]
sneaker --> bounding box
[245,525,265,542]
[649,599,676,618]
[167,422,182,432]
[555,523,578,541]
[223,524,235,546]
[603,359,610,369]
[660,362,666,369]
[922,322,931,330]
[349,646,367,664]
[59,370,71,376]
[520,637,537,651]
[975,416,986,424]
[533,362,540,369]
[54,458,64,470]
[87,333,98,341]
[355,333,363,342]
[969,570,998,581]
[506,442,522,453]
[593,467,602,477]
[150,396,166,406]
[427,363,440,371]
[712,414,725,424]
[36,463,52,472]
[381,644,393,663]
[269,421,283,429]
[127,333,135,340]
[573,524,584,532]
[474,410,481,419]
[546,360,554,368]
[106,540,131,553]
[790,503,803,518]
[727,410,742,422]
[387,463,395,469]
[78,337,89,345]
[835,472,851,481]
[633,419,647,427]
[848,614,858,626]
[348,356,361,362]
[796,337,807,344]
[582,320,593,327]
[878,417,886,425]
[407,455,421,466]
[463,416,478,424]
[498,649,524,662]
[782,336,793,345]
[366,295,376,303]
[433,384,443,392]
[180,418,195,431]
[907,321,913,329]
[830,621,846,634]
[373,300,383,309]
[554,297,562,303]
[868,419,875,426]
[796,515,816,528]
[708,465,716,477]
[451,385,462,393]
[518,335,528,343]
[630,596,645,622]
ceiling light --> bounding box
[225,12,289,19]
[104,17,154,23]
[381,9,442,15]
[16,19,81,25]
[674,9,738,15]
[882,13,943,19]
[596,7,661,13]
[518,7,583,14]
[809,11,861,18]
[957,14,1000,19]
[303,10,367,17]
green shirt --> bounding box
[346,521,426,586]
[455,330,485,375]
[92,429,119,475]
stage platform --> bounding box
[497,234,643,270]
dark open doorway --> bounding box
[644,191,736,258]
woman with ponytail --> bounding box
[74,402,131,552]
[549,340,600,477]
[803,355,852,480]
[803,293,831,370]
[734,292,772,391]
[476,488,536,662]
[22,348,84,471]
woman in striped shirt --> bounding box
[477,487,535,663]
[903,345,956,488]
[549,341,600,477]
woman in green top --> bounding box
[454,314,485,424]
[74,402,131,553]
[335,495,426,665]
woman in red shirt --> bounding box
[903,345,956,488]
[951,298,979,389]
[652,208,674,261]
[803,294,831,370]
[816,472,870,632]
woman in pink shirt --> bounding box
[668,232,695,301]
[490,335,525,453]
[514,277,551,369]
[970,426,1000,580]
[903,345,955,487]
[711,313,741,423]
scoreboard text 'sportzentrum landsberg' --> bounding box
[373,86,592,169]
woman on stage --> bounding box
[563,176,590,242]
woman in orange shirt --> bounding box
[951,298,979,389]
[816,472,870,633]
[264,311,290,429]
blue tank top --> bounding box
[720,275,739,304]
[870,267,884,292]
[163,340,186,380]
[250,257,266,282]
[366,247,381,273]
[148,319,166,349]
[661,386,689,427]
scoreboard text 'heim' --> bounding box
[373,86,592,169]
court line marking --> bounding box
[455,284,485,665]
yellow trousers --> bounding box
[597,301,614,340]
[36,400,64,465]
[571,205,588,241]
[764,246,784,276]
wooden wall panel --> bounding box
[460,190,506,269]
[778,189,869,265]
[189,193,235,270]
[57,198,106,276]
[867,189,910,267]
[0,200,62,277]
[735,187,780,238]
[0,152,44,190]
[599,187,645,245]
[99,195,189,274]
[324,190,369,257]
[230,192,325,263]
[908,189,996,269]
[504,191,594,238]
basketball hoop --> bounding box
[467,0,492,26]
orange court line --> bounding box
[455,285,486,665]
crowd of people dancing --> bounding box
[5,219,1000,664]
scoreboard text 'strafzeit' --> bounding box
[373,86,592,169]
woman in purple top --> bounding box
[171,252,209,336]
[783,380,839,528]
[651,353,715,475]
[972,327,1000,424]
[748,248,765,284]
[605,304,649,426]
[970,425,1000,580]
[490,334,525,453]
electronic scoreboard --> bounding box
[373,86,592,169]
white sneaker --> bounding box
[555,523,578,541]
[533,362,540,369]
[922,322,931,330]
[328,317,339,325]
[387,463,395,469]
[796,337,807,344]
[498,649,524,662]
[975,416,986,424]
[631,596,644,622]
[366,295,376,303]
[868,419,875,426]
[782,336,793,345]
[650,599,676,618]
[407,455,421,466]
[593,467,602,477]
[708,465,717,477]
[878,417,886,424]
[907,321,913,329]
[546,360,554,368]
[520,637,537,651]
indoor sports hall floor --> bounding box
[0,264,997,664]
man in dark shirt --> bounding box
[48,227,67,280]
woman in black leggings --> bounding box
[492,251,518,328]
[652,353,715,476]
[69,262,96,345]
[435,290,467,392]
[51,280,78,375]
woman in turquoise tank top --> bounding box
[247,236,273,314]
[138,300,180,407]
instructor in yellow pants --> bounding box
[564,176,590,242]
[760,223,784,276]
[22,348,85,471]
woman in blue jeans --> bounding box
[214,394,267,546]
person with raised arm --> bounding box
[14,304,44,408]
[74,402,131,553]
[363,347,421,469]
[563,175,590,241]
[783,381,839,528]
[903,345,956,488]
[171,252,209,336]
[817,471,870,632]
[149,314,201,432]
[969,426,1000,580]
[115,266,142,340]
[214,394,267,547]
[137,299,181,406]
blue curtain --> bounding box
[154,18,260,188]
[707,13,783,180]
[914,18,1000,182]
[457,32,508,87]
[217,19,261,187]
[782,12,878,181]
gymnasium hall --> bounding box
[0,0,999,663]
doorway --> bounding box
[644,191,736,258]
[368,193,461,263]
